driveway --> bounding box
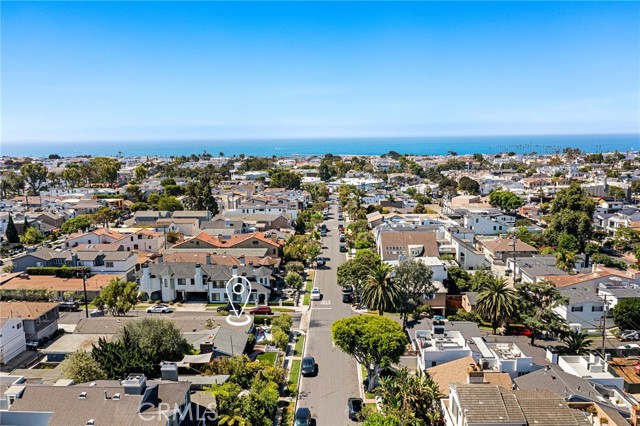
[298,200,360,424]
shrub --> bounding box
[271,328,289,351]
[26,266,91,278]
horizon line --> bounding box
[3,131,639,145]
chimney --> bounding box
[239,256,245,266]
[231,266,238,277]
[205,254,211,265]
[467,364,485,384]
[122,374,147,395]
[157,254,163,264]
[160,362,179,381]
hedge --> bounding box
[26,267,92,278]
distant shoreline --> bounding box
[2,133,638,158]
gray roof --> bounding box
[142,262,273,280]
[514,365,631,419]
[8,381,191,426]
[453,384,526,424]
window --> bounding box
[571,306,583,312]
[493,226,497,231]
[253,240,259,245]
[177,278,186,286]
[592,306,604,312]
[431,361,437,367]
[211,293,220,302]
[105,261,114,268]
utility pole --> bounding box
[80,268,89,319]
[601,294,607,359]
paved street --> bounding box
[298,199,360,425]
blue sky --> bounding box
[2,1,639,144]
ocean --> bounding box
[1,134,638,158]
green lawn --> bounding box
[303,271,314,306]
[257,352,277,366]
[289,359,301,384]
[270,307,295,313]
[294,334,305,357]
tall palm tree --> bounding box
[362,263,400,316]
[476,276,517,334]
[555,250,577,273]
[562,331,593,355]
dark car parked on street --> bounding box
[216,303,241,313]
[348,397,364,421]
[301,356,318,377]
[294,407,311,426]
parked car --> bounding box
[58,301,80,311]
[301,356,318,377]
[339,243,348,252]
[320,230,327,237]
[316,256,326,267]
[620,330,639,341]
[338,224,344,231]
[339,234,346,242]
[146,304,173,314]
[348,397,364,421]
[617,343,640,350]
[311,287,322,301]
[89,308,105,317]
[294,407,311,426]
[26,337,48,351]
[249,306,273,315]
[216,303,241,313]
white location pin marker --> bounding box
[225,275,253,327]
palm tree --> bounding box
[361,263,400,316]
[555,250,577,273]
[562,331,593,355]
[476,276,517,334]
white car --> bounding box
[617,343,640,350]
[311,287,322,301]
[147,304,173,314]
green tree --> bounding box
[284,261,304,276]
[125,184,144,202]
[362,263,401,316]
[363,414,401,426]
[476,276,517,334]
[61,351,107,383]
[458,176,480,195]
[332,315,406,392]
[269,170,302,190]
[394,260,435,330]
[184,181,219,215]
[61,216,92,234]
[284,272,304,307]
[20,227,44,246]
[94,278,138,316]
[91,328,156,379]
[561,331,593,355]
[20,162,47,194]
[544,182,596,251]
[375,368,443,424]
[91,207,120,228]
[555,250,577,273]
[156,195,183,212]
[120,318,191,362]
[516,280,569,345]
[613,298,640,331]
[62,167,82,188]
[607,185,626,201]
[134,165,148,183]
[557,233,579,253]
[5,215,19,243]
[240,379,280,426]
[337,249,381,292]
[489,190,524,212]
